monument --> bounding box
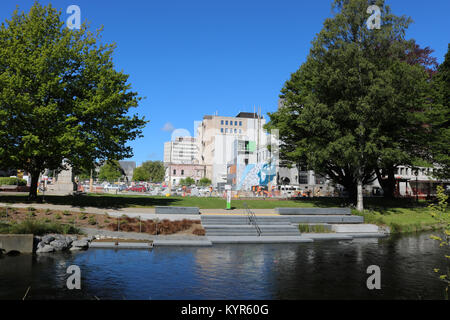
[46,160,76,195]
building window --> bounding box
[173,169,176,175]
[181,170,184,176]
[239,129,242,133]
[225,121,228,125]
[221,128,224,133]
[234,121,237,125]
[234,129,237,133]
[225,128,228,133]
[221,120,224,125]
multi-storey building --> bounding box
[196,112,268,188]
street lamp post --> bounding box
[414,169,419,203]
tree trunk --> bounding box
[28,170,40,201]
[356,176,364,212]
[375,166,396,199]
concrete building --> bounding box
[164,136,198,165]
[165,163,206,187]
[196,112,268,188]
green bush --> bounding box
[88,216,97,225]
[54,213,62,220]
[3,220,80,235]
[0,177,27,186]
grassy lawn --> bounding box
[355,207,449,233]
[0,193,423,209]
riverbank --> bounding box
[1,193,447,235]
[354,207,449,233]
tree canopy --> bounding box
[0,3,147,199]
[98,160,124,182]
[132,161,165,182]
[265,0,431,210]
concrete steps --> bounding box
[331,224,379,233]
[276,207,351,215]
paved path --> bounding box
[0,202,280,219]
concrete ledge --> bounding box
[300,234,353,241]
[287,215,363,224]
[208,236,313,244]
[90,242,153,249]
[344,233,388,238]
[153,239,212,246]
[331,224,379,233]
[155,206,199,215]
[0,234,34,253]
[276,207,351,215]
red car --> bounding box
[126,185,146,192]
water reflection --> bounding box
[0,232,447,300]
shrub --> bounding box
[45,209,52,215]
[78,212,87,220]
[63,210,71,216]
[88,216,97,225]
[27,207,36,212]
[54,213,62,220]
[0,177,27,186]
[7,220,80,235]
[26,211,36,218]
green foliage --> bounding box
[265,0,430,207]
[426,45,450,180]
[88,215,97,225]
[179,177,195,186]
[0,3,147,199]
[428,185,450,298]
[63,210,71,216]
[54,213,62,220]
[132,161,165,182]
[198,177,212,187]
[78,212,87,220]
[0,219,80,235]
[98,160,124,182]
[0,177,27,186]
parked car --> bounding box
[126,185,146,192]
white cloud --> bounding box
[161,122,175,132]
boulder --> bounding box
[49,239,69,251]
[37,241,46,250]
[71,239,89,248]
[42,235,55,244]
[69,246,83,251]
[36,244,55,253]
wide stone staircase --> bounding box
[200,207,385,244]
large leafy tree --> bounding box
[132,161,165,182]
[266,0,429,210]
[0,3,147,199]
[426,44,450,179]
[98,160,124,182]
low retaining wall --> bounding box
[0,234,34,253]
[276,207,351,215]
[155,206,199,215]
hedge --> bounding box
[0,177,27,186]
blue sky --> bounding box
[1,0,449,166]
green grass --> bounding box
[0,219,80,235]
[0,193,422,209]
[355,208,450,233]
[298,224,332,233]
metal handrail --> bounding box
[244,202,261,236]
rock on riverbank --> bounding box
[34,234,94,253]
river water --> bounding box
[0,231,448,300]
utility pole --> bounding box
[89,169,93,193]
